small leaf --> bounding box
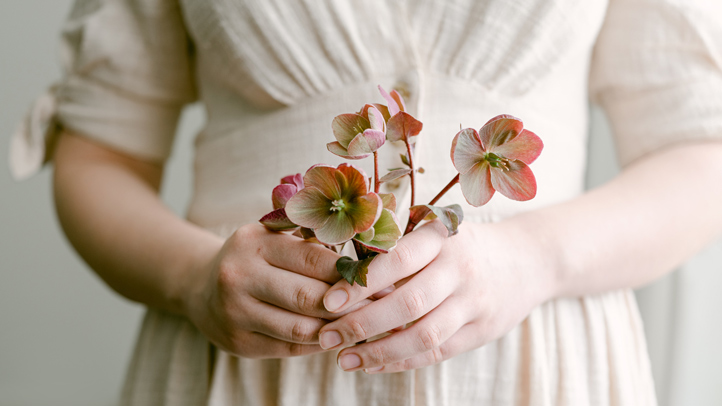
[408,204,464,236]
[417,167,425,174]
[386,112,423,143]
[260,208,298,231]
[336,256,376,286]
[400,153,410,167]
[379,168,411,183]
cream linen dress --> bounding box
[9,0,722,405]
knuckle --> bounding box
[399,289,427,319]
[289,320,315,344]
[287,342,306,357]
[346,318,370,342]
[367,344,390,365]
[430,346,445,364]
[417,324,443,352]
[293,284,318,314]
[303,246,324,274]
[390,242,414,269]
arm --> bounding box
[314,141,722,373]
[53,131,360,358]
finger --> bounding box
[319,261,457,350]
[323,221,448,313]
[365,323,479,373]
[250,264,375,319]
[236,331,326,359]
[333,298,466,371]
[262,232,342,283]
[247,300,328,344]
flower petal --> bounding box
[492,129,543,164]
[379,193,397,212]
[378,85,406,116]
[459,161,496,207]
[479,114,523,150]
[327,141,369,160]
[332,113,369,148]
[363,129,386,151]
[346,193,382,234]
[451,128,485,174]
[304,165,342,199]
[370,208,401,242]
[363,104,386,131]
[314,212,356,245]
[285,187,333,229]
[280,173,304,189]
[272,184,298,210]
[336,163,370,199]
[490,160,537,201]
[386,111,422,143]
[346,133,373,156]
[346,129,385,156]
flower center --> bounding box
[485,152,511,171]
[330,199,346,212]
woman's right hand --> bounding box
[184,223,368,359]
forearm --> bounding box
[508,142,722,298]
[53,132,223,314]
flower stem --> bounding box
[403,174,460,235]
[373,151,380,193]
[405,141,416,206]
[428,173,460,206]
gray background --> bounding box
[1,1,720,405]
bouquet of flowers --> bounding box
[260,86,543,286]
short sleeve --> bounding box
[589,0,722,167]
[9,0,196,180]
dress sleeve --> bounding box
[9,0,196,180]
[589,0,722,167]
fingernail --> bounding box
[338,354,362,371]
[319,331,342,349]
[324,289,348,312]
[365,366,383,373]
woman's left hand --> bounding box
[317,219,557,373]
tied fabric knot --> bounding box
[9,86,61,180]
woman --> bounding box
[10,0,722,404]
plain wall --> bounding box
[1,1,720,405]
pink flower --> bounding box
[285,164,382,244]
[327,104,386,159]
[260,173,305,231]
[450,115,543,206]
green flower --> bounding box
[285,164,382,245]
[327,104,386,159]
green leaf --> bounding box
[400,153,410,167]
[259,208,298,231]
[408,204,465,236]
[336,256,376,287]
[353,208,401,253]
[379,168,411,183]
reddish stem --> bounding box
[405,141,416,206]
[428,173,460,206]
[373,151,380,193]
[403,174,460,235]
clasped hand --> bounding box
[186,220,554,373]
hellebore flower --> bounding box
[260,173,305,231]
[450,115,543,207]
[285,164,382,245]
[327,104,386,159]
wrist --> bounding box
[171,230,224,318]
[483,214,563,305]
